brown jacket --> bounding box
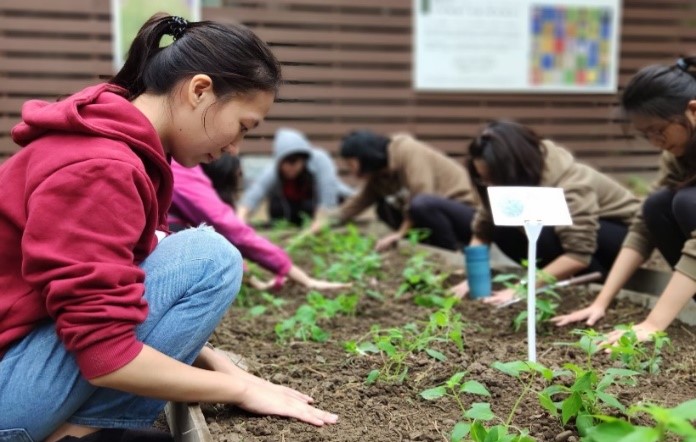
[473,140,640,265]
[338,134,475,222]
[623,151,696,279]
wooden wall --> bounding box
[2,0,695,181]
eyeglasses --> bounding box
[636,123,672,143]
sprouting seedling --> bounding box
[274,304,329,343]
[348,300,466,384]
[450,420,535,442]
[492,360,556,428]
[420,371,490,416]
[405,227,431,245]
[245,291,287,318]
[493,267,562,332]
[538,363,639,436]
[605,325,672,374]
[448,361,545,442]
[554,328,606,370]
[397,251,449,299]
[583,398,696,441]
[274,291,359,343]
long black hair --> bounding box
[110,13,281,100]
[339,130,390,175]
[467,120,546,205]
[201,154,242,206]
[622,56,696,185]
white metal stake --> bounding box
[523,220,543,362]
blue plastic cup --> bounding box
[464,245,492,299]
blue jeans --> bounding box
[0,227,242,441]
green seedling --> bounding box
[245,291,287,318]
[450,420,535,442]
[605,325,671,374]
[397,251,449,299]
[555,329,605,369]
[494,268,560,332]
[275,291,359,343]
[405,228,431,245]
[274,304,329,343]
[348,299,465,384]
[305,225,382,283]
[307,291,359,318]
[584,399,696,442]
[449,361,549,442]
[538,363,639,436]
[493,361,557,426]
[420,371,491,415]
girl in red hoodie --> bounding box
[0,14,337,442]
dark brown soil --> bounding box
[205,244,696,442]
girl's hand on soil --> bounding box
[550,303,606,327]
[233,380,339,426]
[482,288,517,306]
[305,278,352,291]
[600,321,662,351]
[249,275,275,291]
[375,233,402,252]
[449,280,470,299]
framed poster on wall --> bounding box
[413,0,622,93]
[111,0,201,71]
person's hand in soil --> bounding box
[249,266,351,291]
[234,380,339,426]
[550,303,606,327]
[600,322,662,350]
[375,232,402,252]
[305,278,352,290]
[249,275,275,291]
[449,279,470,299]
[482,287,518,306]
[199,346,338,426]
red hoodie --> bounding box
[0,83,173,379]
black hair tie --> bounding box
[169,16,189,41]
[676,57,690,72]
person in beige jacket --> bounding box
[450,120,640,306]
[338,130,477,251]
[553,57,696,344]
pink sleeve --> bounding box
[170,162,292,277]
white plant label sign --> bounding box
[487,186,572,362]
[487,186,572,226]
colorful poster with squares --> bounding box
[414,0,621,93]
[530,5,613,87]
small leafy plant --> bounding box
[583,399,696,442]
[493,268,560,332]
[346,298,465,384]
[397,251,449,299]
[274,304,329,343]
[605,325,671,374]
[538,364,639,435]
[447,361,551,442]
[275,291,359,343]
[419,371,491,415]
[245,291,287,318]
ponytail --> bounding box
[111,13,281,100]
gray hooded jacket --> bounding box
[240,128,354,213]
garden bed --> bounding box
[204,228,696,441]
